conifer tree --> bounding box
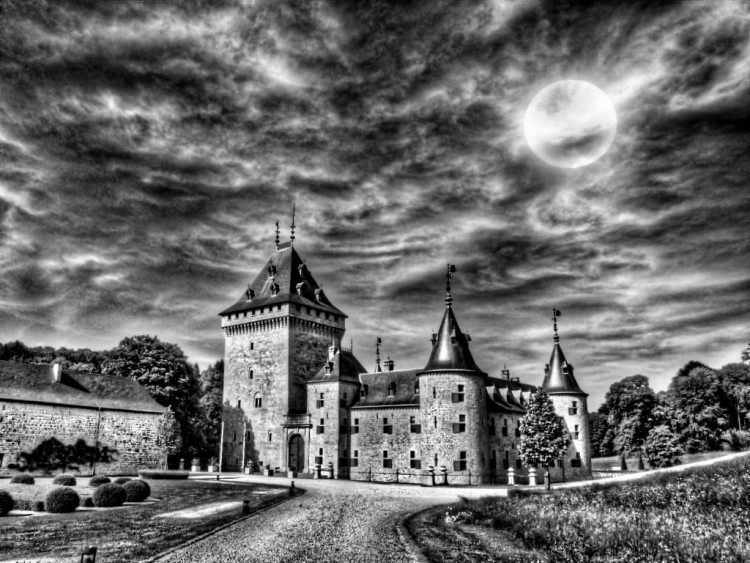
[519,389,567,484]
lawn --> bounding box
[591,449,735,472]
[0,477,295,562]
[407,454,750,562]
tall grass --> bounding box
[449,456,750,562]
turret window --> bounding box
[452,414,466,434]
[237,399,241,408]
[451,385,465,403]
[453,451,467,471]
[502,419,508,436]
[571,452,582,468]
[572,424,580,440]
[433,387,436,398]
[315,448,323,466]
[249,369,253,380]
[250,342,254,350]
[254,393,262,408]
[352,418,360,434]
[317,393,325,408]
[317,418,325,434]
[351,450,359,467]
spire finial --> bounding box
[290,202,296,245]
[552,308,561,343]
[375,337,382,372]
[275,221,280,248]
[445,264,456,307]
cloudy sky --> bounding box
[1,0,748,408]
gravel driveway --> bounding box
[157,476,505,563]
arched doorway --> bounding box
[288,434,304,472]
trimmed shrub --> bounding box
[0,490,13,516]
[138,469,190,480]
[88,476,111,487]
[123,479,150,502]
[113,477,131,485]
[45,487,80,513]
[52,473,77,486]
[9,474,35,485]
[92,483,126,507]
[81,496,94,508]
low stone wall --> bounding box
[0,400,162,475]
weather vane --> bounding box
[445,264,457,307]
[552,308,562,342]
[274,221,280,247]
[375,337,382,372]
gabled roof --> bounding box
[421,306,485,375]
[351,369,421,408]
[309,349,366,384]
[542,340,586,395]
[0,361,165,414]
[219,244,346,317]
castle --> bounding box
[219,235,591,485]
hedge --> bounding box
[137,469,190,480]
[113,477,131,485]
[45,487,80,513]
[88,476,111,487]
[92,483,126,507]
[52,474,77,486]
[0,490,13,516]
[9,474,35,485]
[123,479,150,502]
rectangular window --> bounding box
[316,418,325,434]
[315,456,323,465]
[453,451,467,471]
[571,452,582,468]
[451,384,465,403]
[501,426,508,436]
[255,397,262,408]
[249,369,253,380]
[452,414,466,434]
[434,416,437,429]
[383,417,392,434]
[410,415,421,433]
[573,424,580,440]
[383,451,392,469]
[489,418,496,436]
[410,452,421,469]
[352,418,359,434]
[568,407,578,415]
[316,393,325,408]
[350,457,359,467]
[250,342,254,350]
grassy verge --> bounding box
[408,455,750,562]
[591,449,735,472]
[0,478,295,562]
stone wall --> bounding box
[487,412,530,484]
[0,400,162,475]
[349,406,422,484]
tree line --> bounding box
[590,359,750,467]
[1,336,224,463]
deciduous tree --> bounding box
[519,390,568,479]
[644,425,681,468]
[605,375,657,455]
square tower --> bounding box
[219,241,346,471]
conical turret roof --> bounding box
[422,306,485,375]
[542,339,585,395]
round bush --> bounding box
[88,476,111,487]
[92,483,126,507]
[52,473,77,486]
[0,490,13,516]
[123,479,150,502]
[113,477,131,485]
[45,487,80,513]
[82,496,94,508]
[9,474,34,485]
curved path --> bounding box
[156,476,504,563]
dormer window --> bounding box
[360,385,368,398]
[414,382,420,395]
[387,382,396,397]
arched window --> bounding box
[254,393,262,408]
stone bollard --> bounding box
[395,468,399,484]
[80,546,97,563]
[429,466,436,486]
[328,462,334,479]
[507,467,516,486]
[242,499,250,515]
[314,463,322,479]
[440,465,448,486]
[529,467,537,486]
[289,481,295,497]
[544,470,550,490]
[179,458,185,470]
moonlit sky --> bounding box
[1,1,748,409]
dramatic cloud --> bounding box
[0,0,748,407]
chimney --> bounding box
[385,357,394,372]
[501,367,510,380]
[328,341,339,363]
[52,363,62,383]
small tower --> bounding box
[417,265,490,485]
[542,309,591,478]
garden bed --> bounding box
[408,455,750,562]
[0,478,294,562]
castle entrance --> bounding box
[288,434,304,472]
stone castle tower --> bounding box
[218,236,346,472]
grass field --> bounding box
[0,477,294,562]
[591,449,733,472]
[408,454,750,562]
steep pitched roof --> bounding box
[0,361,165,414]
[542,340,586,395]
[309,349,366,384]
[351,369,421,408]
[422,306,485,375]
[219,244,346,317]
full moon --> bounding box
[524,80,617,168]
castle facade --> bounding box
[219,239,591,484]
